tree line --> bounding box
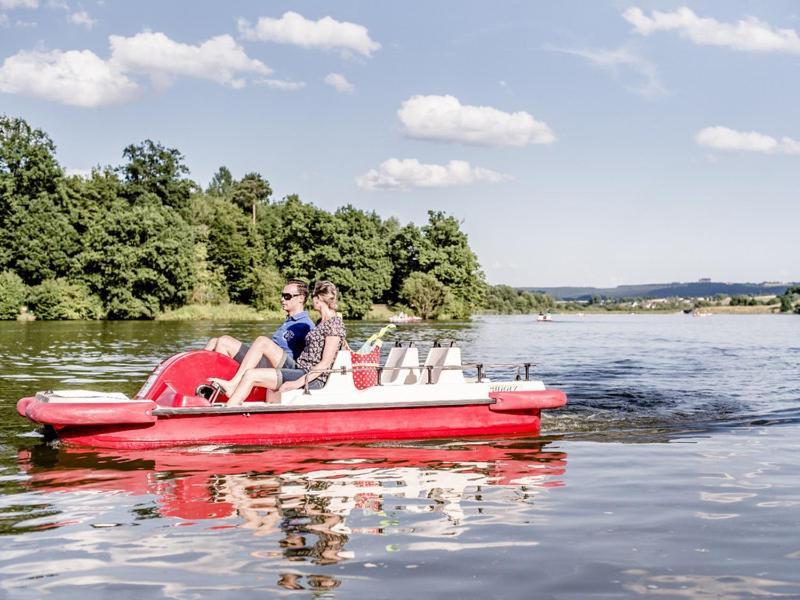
[0,115,550,321]
[778,287,800,313]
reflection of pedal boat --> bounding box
[17,347,566,449]
[18,442,567,521]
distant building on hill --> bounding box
[698,278,711,283]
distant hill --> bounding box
[521,281,797,301]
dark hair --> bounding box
[286,279,309,300]
[313,280,338,310]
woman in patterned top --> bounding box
[211,281,346,405]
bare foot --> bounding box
[209,378,234,397]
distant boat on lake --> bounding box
[389,311,423,324]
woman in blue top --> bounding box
[211,281,346,406]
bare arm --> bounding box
[279,336,341,391]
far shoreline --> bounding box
[5,302,793,323]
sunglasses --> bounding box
[281,292,302,301]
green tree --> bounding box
[0,270,27,319]
[77,201,196,318]
[259,194,335,280]
[730,295,757,306]
[400,272,447,319]
[0,115,62,201]
[386,222,424,303]
[250,264,284,312]
[322,205,392,318]
[232,172,271,225]
[188,242,229,305]
[4,194,80,284]
[27,278,104,320]
[418,211,485,317]
[483,284,555,314]
[0,116,65,270]
[779,286,800,313]
[118,140,195,210]
[207,166,234,197]
[200,195,265,303]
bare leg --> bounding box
[227,336,285,388]
[214,368,280,406]
[205,335,242,358]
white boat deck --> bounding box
[34,347,546,410]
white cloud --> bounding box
[0,31,273,107]
[257,78,306,91]
[548,45,665,98]
[0,14,7,25]
[0,0,37,8]
[356,158,511,191]
[398,94,556,147]
[324,72,353,93]
[0,48,139,107]
[109,32,271,89]
[695,126,800,155]
[624,6,800,54]
[238,11,380,58]
[68,10,96,29]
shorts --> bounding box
[277,368,324,390]
[233,344,296,369]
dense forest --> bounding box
[0,115,552,321]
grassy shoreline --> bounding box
[156,303,403,322]
[156,304,285,321]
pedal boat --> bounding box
[16,345,567,449]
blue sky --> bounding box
[1,1,798,287]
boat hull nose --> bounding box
[488,389,567,412]
[17,396,35,420]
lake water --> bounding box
[1,314,799,598]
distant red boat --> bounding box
[17,346,566,450]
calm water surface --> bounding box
[1,314,799,598]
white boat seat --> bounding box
[419,346,464,385]
[380,346,420,385]
[321,350,357,393]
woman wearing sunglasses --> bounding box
[211,281,346,405]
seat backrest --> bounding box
[321,350,357,393]
[420,347,464,385]
[380,346,420,385]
